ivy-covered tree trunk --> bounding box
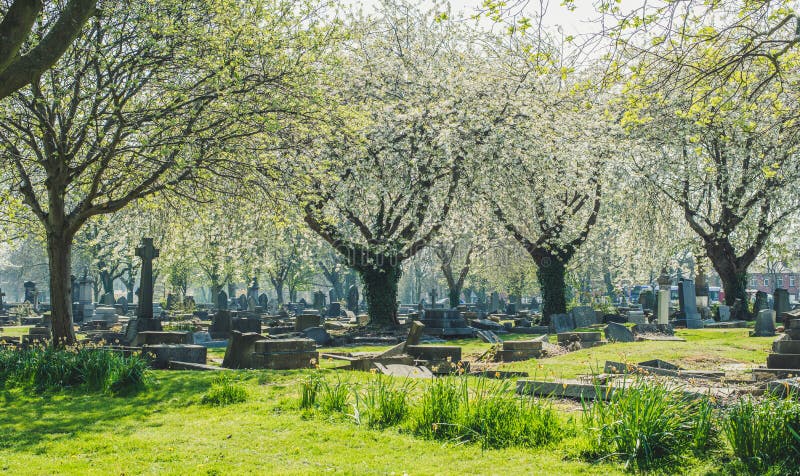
[47,231,77,346]
[706,242,751,319]
[273,281,284,304]
[536,254,567,325]
[359,263,402,327]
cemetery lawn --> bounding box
[0,329,772,475]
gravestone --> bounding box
[116,296,129,314]
[419,309,473,337]
[247,277,259,302]
[247,296,257,313]
[774,288,791,323]
[346,285,359,312]
[125,238,163,344]
[313,290,326,311]
[732,298,748,321]
[101,291,115,306]
[23,281,38,311]
[570,306,597,328]
[489,292,500,313]
[217,290,228,310]
[237,294,247,311]
[752,309,776,337]
[505,303,518,315]
[550,313,576,334]
[656,268,671,325]
[258,293,268,310]
[605,322,635,343]
[627,310,647,325]
[753,291,769,316]
[327,302,342,318]
[717,305,731,322]
[165,293,177,310]
[638,290,655,311]
[74,272,95,322]
[209,310,232,339]
[676,278,703,329]
[429,288,438,308]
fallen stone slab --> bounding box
[374,363,433,379]
[517,379,708,400]
[476,329,502,344]
[168,361,229,371]
[406,345,461,362]
[557,331,603,344]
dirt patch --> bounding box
[678,354,741,369]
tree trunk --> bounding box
[289,286,297,303]
[359,264,401,327]
[47,232,76,346]
[273,281,284,304]
[536,254,567,325]
[448,287,461,308]
[705,241,752,319]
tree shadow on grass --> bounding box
[0,371,218,452]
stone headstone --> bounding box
[327,301,342,318]
[313,290,326,311]
[627,310,647,325]
[135,238,159,319]
[247,296,257,312]
[677,278,703,328]
[346,285,359,312]
[116,296,129,314]
[717,305,731,322]
[258,293,268,310]
[209,310,232,339]
[247,277,259,301]
[301,326,331,346]
[101,291,115,306]
[774,288,791,320]
[23,281,38,311]
[638,290,655,311]
[217,290,228,310]
[656,289,670,325]
[192,331,212,345]
[222,331,264,369]
[752,309,776,337]
[237,294,247,311]
[550,313,576,334]
[489,292,500,313]
[753,291,769,315]
[570,306,597,328]
[605,322,635,343]
[165,293,177,310]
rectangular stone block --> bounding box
[254,338,314,353]
[251,351,318,370]
[405,345,461,362]
[295,314,322,331]
[137,331,191,346]
[496,349,541,362]
[557,331,602,344]
[766,353,800,370]
[502,340,543,351]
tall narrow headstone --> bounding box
[753,291,769,316]
[329,288,337,305]
[135,238,159,319]
[313,290,326,311]
[774,288,791,325]
[217,290,228,310]
[23,281,38,312]
[0,287,5,310]
[489,292,500,313]
[656,268,671,325]
[247,277,259,302]
[677,278,703,328]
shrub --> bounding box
[201,375,248,406]
[581,380,715,470]
[724,394,800,473]
[0,347,150,395]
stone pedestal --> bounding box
[125,318,163,345]
[496,340,542,362]
[766,318,800,369]
[657,290,670,325]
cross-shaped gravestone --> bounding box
[135,238,159,319]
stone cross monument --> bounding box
[135,238,159,319]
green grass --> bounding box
[0,329,781,474]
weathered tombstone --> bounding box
[209,310,232,339]
[717,305,731,322]
[505,303,518,315]
[247,277,259,302]
[76,271,95,322]
[627,310,647,325]
[774,288,791,322]
[677,278,703,328]
[0,287,5,310]
[695,270,710,310]
[222,331,265,369]
[70,275,78,303]
[753,291,769,316]
[550,313,576,334]
[732,298,748,321]
[23,281,38,311]
[125,238,163,344]
[346,285,359,312]
[327,301,342,318]
[217,290,228,310]
[570,306,597,328]
[301,326,331,346]
[116,296,129,314]
[258,293,268,310]
[313,290,326,311]
[237,294,247,311]
[165,293,177,310]
[752,309,776,337]
[656,268,671,325]
[638,290,655,311]
[489,292,500,313]
[429,288,438,308]
[605,322,635,343]
[101,291,115,306]
[247,296,257,313]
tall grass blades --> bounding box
[299,374,321,410]
[357,374,413,428]
[724,395,800,473]
[411,376,467,440]
[201,375,249,406]
[581,380,715,470]
[319,377,350,414]
[0,347,150,394]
